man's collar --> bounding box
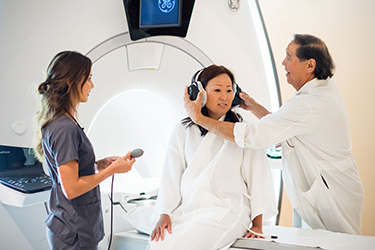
[294,77,328,95]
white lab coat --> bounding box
[149,117,277,250]
[234,77,364,234]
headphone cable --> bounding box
[107,175,115,250]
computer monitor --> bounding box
[123,0,195,41]
[0,145,52,193]
[139,0,181,28]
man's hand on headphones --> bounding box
[239,91,272,119]
[239,91,257,111]
[184,85,203,123]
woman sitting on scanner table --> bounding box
[148,65,277,250]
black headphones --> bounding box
[188,68,242,107]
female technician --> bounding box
[34,51,135,249]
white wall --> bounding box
[258,0,375,236]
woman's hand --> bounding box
[244,225,264,239]
[244,214,264,239]
[96,156,120,171]
[108,151,135,175]
[58,152,134,200]
[150,214,172,242]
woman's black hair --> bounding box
[182,65,243,136]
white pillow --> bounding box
[122,205,155,235]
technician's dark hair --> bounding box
[33,51,92,161]
[182,65,243,136]
[293,34,335,80]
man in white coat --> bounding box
[183,34,364,235]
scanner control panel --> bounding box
[0,175,52,194]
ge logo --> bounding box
[158,0,175,13]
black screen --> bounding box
[123,0,195,41]
[0,145,52,193]
[0,145,42,176]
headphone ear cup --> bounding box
[231,83,242,107]
[188,81,207,107]
[188,84,199,101]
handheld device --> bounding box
[108,148,144,250]
[131,148,144,158]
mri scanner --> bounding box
[2,1,375,250]
[0,0,285,249]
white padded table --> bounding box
[110,225,375,250]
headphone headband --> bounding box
[191,68,204,85]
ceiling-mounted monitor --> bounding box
[140,0,181,28]
[123,0,195,41]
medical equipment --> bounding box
[108,148,145,250]
[0,0,284,247]
[123,0,195,41]
[139,0,182,28]
[131,148,144,158]
[0,145,52,194]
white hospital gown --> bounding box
[149,118,277,250]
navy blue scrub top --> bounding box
[42,115,104,247]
